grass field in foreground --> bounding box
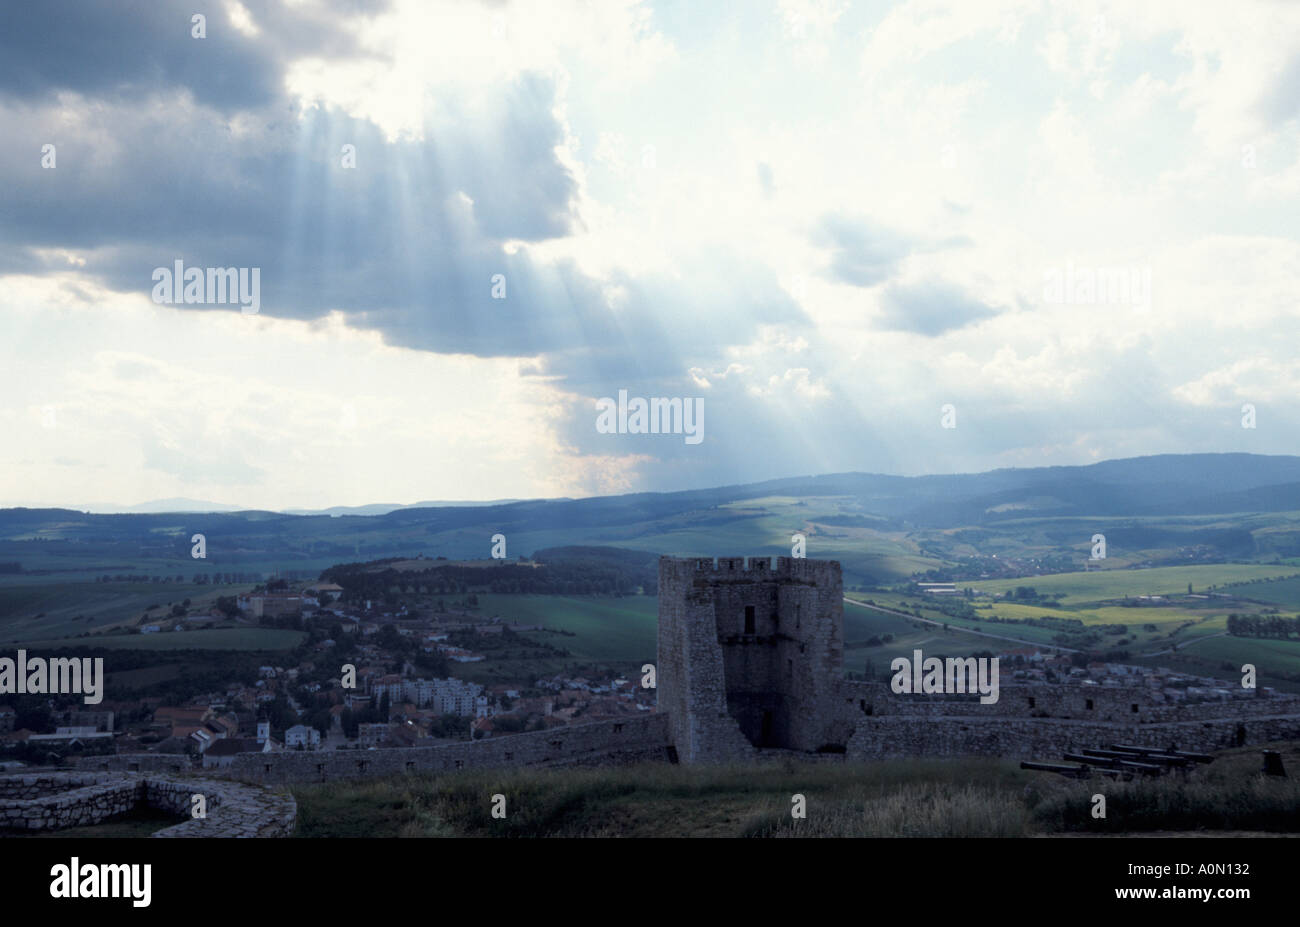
[290,740,1300,837]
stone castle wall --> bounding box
[78,714,672,785]
[845,713,1300,760]
[0,771,296,837]
[838,680,1300,723]
[0,773,108,800]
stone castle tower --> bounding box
[657,556,847,763]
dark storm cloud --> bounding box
[0,0,808,370]
[0,0,277,110]
[0,0,389,111]
[0,0,817,500]
[0,59,594,358]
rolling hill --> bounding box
[3,453,1300,589]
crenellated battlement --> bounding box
[660,555,839,583]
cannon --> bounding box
[1110,744,1213,764]
[1079,747,1191,768]
[1063,752,1164,774]
[1020,760,1128,780]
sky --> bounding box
[0,0,1298,511]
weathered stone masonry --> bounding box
[80,713,672,785]
[0,771,296,837]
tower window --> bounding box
[744,605,755,634]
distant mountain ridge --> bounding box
[6,453,1300,526]
[5,453,1300,583]
[279,499,533,517]
[24,498,535,516]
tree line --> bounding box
[1227,613,1300,639]
[96,573,263,584]
[320,557,652,603]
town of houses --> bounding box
[0,579,657,769]
[998,648,1275,702]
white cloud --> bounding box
[4,0,1300,503]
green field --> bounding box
[1149,634,1300,681]
[863,589,1245,655]
[969,564,1295,604]
[105,663,189,688]
[444,595,660,681]
[842,599,1009,678]
[473,594,657,663]
[578,494,946,584]
[843,599,895,641]
[983,601,1226,640]
[1237,575,1300,609]
[0,580,253,644]
[850,584,1300,690]
[854,593,1069,647]
[447,594,659,683]
[18,628,306,651]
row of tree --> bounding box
[1227,613,1300,639]
[321,548,657,604]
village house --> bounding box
[238,593,306,619]
[358,722,390,747]
[202,737,272,768]
[284,724,321,749]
